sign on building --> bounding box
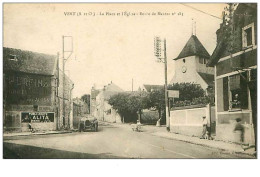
[21,112,55,123]
[168,90,179,98]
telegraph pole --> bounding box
[163,38,170,131]
[62,35,73,129]
[154,37,170,131]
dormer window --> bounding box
[242,23,255,48]
[9,54,18,61]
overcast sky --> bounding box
[3,3,227,97]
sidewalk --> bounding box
[111,122,256,157]
[3,130,73,137]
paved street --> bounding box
[3,122,253,159]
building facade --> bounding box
[169,35,214,91]
[208,4,257,144]
[94,82,124,123]
[3,47,74,132]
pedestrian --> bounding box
[28,116,33,132]
[233,118,244,151]
[200,116,208,139]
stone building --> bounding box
[94,82,124,123]
[207,3,257,144]
[3,47,74,132]
[169,35,214,91]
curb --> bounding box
[151,132,256,157]
[3,131,73,137]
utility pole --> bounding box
[62,35,73,129]
[132,78,133,92]
[154,36,170,131]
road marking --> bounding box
[142,142,196,159]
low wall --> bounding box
[216,112,254,144]
[170,105,215,137]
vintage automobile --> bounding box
[78,116,98,132]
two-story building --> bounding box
[207,3,257,145]
[3,47,74,132]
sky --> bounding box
[3,3,227,97]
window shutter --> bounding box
[229,74,240,91]
[223,77,229,111]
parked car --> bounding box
[78,116,98,132]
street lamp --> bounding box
[154,36,170,131]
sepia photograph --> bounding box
[2,2,257,159]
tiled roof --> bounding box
[197,72,214,87]
[174,35,210,60]
[207,40,225,67]
[143,84,164,92]
[3,47,56,75]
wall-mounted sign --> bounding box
[5,72,52,105]
[168,90,179,98]
[21,112,54,123]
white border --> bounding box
[1,1,259,177]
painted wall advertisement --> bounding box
[21,112,55,123]
[5,72,52,106]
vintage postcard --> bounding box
[2,2,257,159]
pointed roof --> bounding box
[174,35,210,60]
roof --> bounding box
[197,72,214,87]
[143,84,164,92]
[91,89,100,99]
[3,47,56,75]
[103,91,122,100]
[174,35,210,60]
[105,82,124,92]
[207,40,225,67]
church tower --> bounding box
[169,34,214,90]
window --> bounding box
[199,57,207,64]
[242,23,255,48]
[228,72,248,110]
[9,54,18,61]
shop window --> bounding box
[242,23,255,48]
[229,73,248,110]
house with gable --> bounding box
[207,3,257,145]
[94,82,124,123]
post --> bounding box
[62,35,66,129]
[56,52,60,130]
[164,38,170,131]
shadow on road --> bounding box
[3,142,125,159]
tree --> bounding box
[168,82,205,101]
[108,92,148,123]
[146,89,165,123]
[81,94,90,103]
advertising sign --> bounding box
[21,112,55,123]
[5,72,52,105]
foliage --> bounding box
[108,92,148,122]
[168,82,205,101]
[81,94,90,104]
[145,89,165,120]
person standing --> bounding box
[200,116,208,139]
[233,118,244,150]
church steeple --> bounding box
[173,35,210,60]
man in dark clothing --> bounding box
[234,118,244,150]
